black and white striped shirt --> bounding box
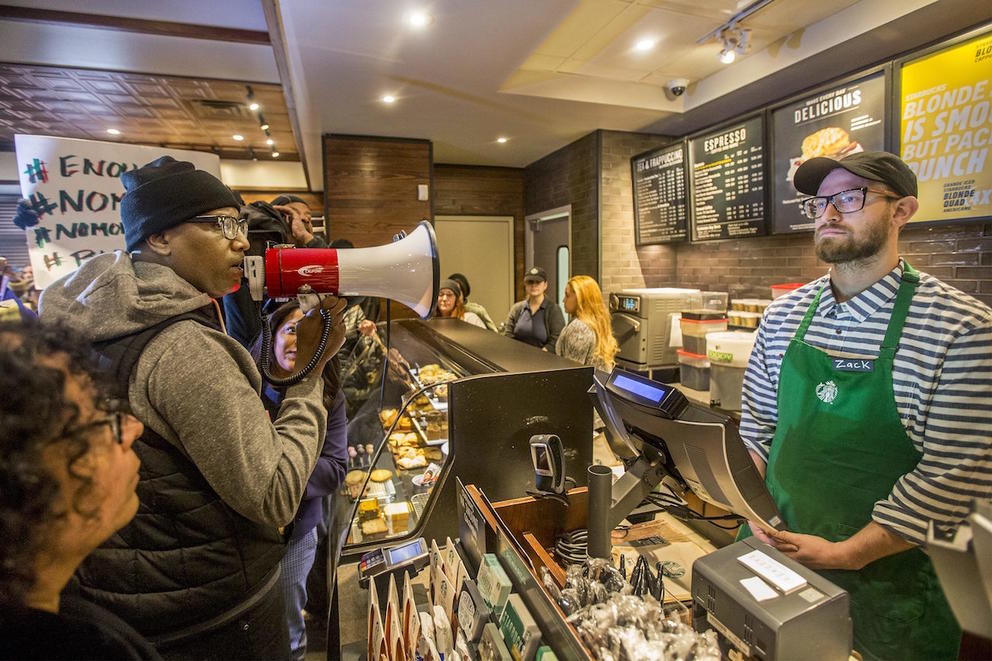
[740,260,992,545]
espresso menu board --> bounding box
[689,116,767,241]
[631,143,688,244]
[771,71,887,233]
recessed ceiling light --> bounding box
[106,128,121,135]
[407,10,432,28]
[634,38,656,52]
[381,94,396,104]
[266,138,274,146]
[271,151,280,158]
[232,134,244,141]
[248,102,260,111]
[496,137,508,144]
[259,123,270,131]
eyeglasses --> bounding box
[187,215,249,240]
[799,187,901,220]
[63,399,132,445]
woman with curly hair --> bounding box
[0,321,155,659]
[557,275,618,372]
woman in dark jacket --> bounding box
[252,303,349,661]
[500,266,565,351]
[0,321,158,660]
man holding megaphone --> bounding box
[39,156,347,660]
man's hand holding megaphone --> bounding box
[293,295,348,378]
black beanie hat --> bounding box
[121,156,241,252]
[271,194,308,206]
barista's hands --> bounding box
[294,295,347,376]
[748,524,851,570]
[359,319,377,337]
[273,204,315,246]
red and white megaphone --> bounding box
[242,220,440,319]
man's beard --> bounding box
[815,215,890,264]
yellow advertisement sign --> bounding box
[900,31,992,222]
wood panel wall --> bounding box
[323,135,433,318]
[433,164,526,299]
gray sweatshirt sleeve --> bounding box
[556,319,596,366]
[133,323,326,528]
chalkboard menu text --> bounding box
[689,116,767,241]
[631,142,688,244]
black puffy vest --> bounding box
[72,308,286,639]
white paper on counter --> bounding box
[670,313,683,348]
[740,576,778,602]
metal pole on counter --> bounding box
[587,464,614,559]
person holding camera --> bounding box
[39,156,347,660]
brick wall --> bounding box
[524,132,599,278]
[672,223,992,307]
[433,164,526,299]
[599,130,677,297]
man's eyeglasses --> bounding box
[799,187,901,220]
[187,215,249,240]
[63,400,132,445]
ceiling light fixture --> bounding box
[260,123,270,131]
[249,102,260,111]
[266,138,274,146]
[407,10,432,28]
[634,38,656,53]
[716,25,750,64]
[106,128,121,135]
[232,134,244,141]
[271,151,280,158]
[496,137,508,144]
[381,94,396,104]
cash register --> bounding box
[590,367,853,660]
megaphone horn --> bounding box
[243,220,440,319]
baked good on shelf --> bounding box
[370,469,393,483]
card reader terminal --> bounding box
[358,538,430,589]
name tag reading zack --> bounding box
[833,358,874,372]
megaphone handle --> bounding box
[260,307,334,387]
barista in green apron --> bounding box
[740,261,959,660]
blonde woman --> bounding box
[557,275,618,371]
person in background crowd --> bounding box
[435,279,486,328]
[0,321,158,660]
[447,272,497,331]
[39,156,347,660]
[251,303,348,661]
[739,152,992,660]
[501,267,565,351]
[0,258,37,322]
[223,193,328,349]
[557,275,617,371]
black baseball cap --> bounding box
[524,267,547,283]
[794,151,918,198]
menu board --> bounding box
[689,116,767,241]
[900,29,992,223]
[771,71,887,233]
[631,142,688,244]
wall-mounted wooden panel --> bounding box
[433,164,525,299]
[324,134,432,319]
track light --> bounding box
[717,26,750,64]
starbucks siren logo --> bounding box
[815,380,838,404]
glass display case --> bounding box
[334,317,595,556]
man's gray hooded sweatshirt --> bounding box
[40,252,327,639]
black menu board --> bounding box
[631,142,688,244]
[771,71,887,233]
[689,116,767,241]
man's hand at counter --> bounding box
[752,521,915,571]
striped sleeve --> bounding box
[739,320,777,464]
[873,318,992,545]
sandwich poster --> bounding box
[14,135,221,289]
[770,71,887,233]
[900,30,992,223]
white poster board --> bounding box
[14,135,222,289]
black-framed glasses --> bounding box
[63,400,132,445]
[799,187,901,220]
[187,215,249,240]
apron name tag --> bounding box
[833,358,874,372]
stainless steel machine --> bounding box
[610,288,701,370]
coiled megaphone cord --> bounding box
[260,304,334,387]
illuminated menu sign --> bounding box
[900,29,992,223]
[771,71,887,233]
[689,116,767,241]
[631,142,688,244]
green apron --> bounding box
[743,262,960,661]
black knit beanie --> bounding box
[270,194,307,206]
[121,156,241,252]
